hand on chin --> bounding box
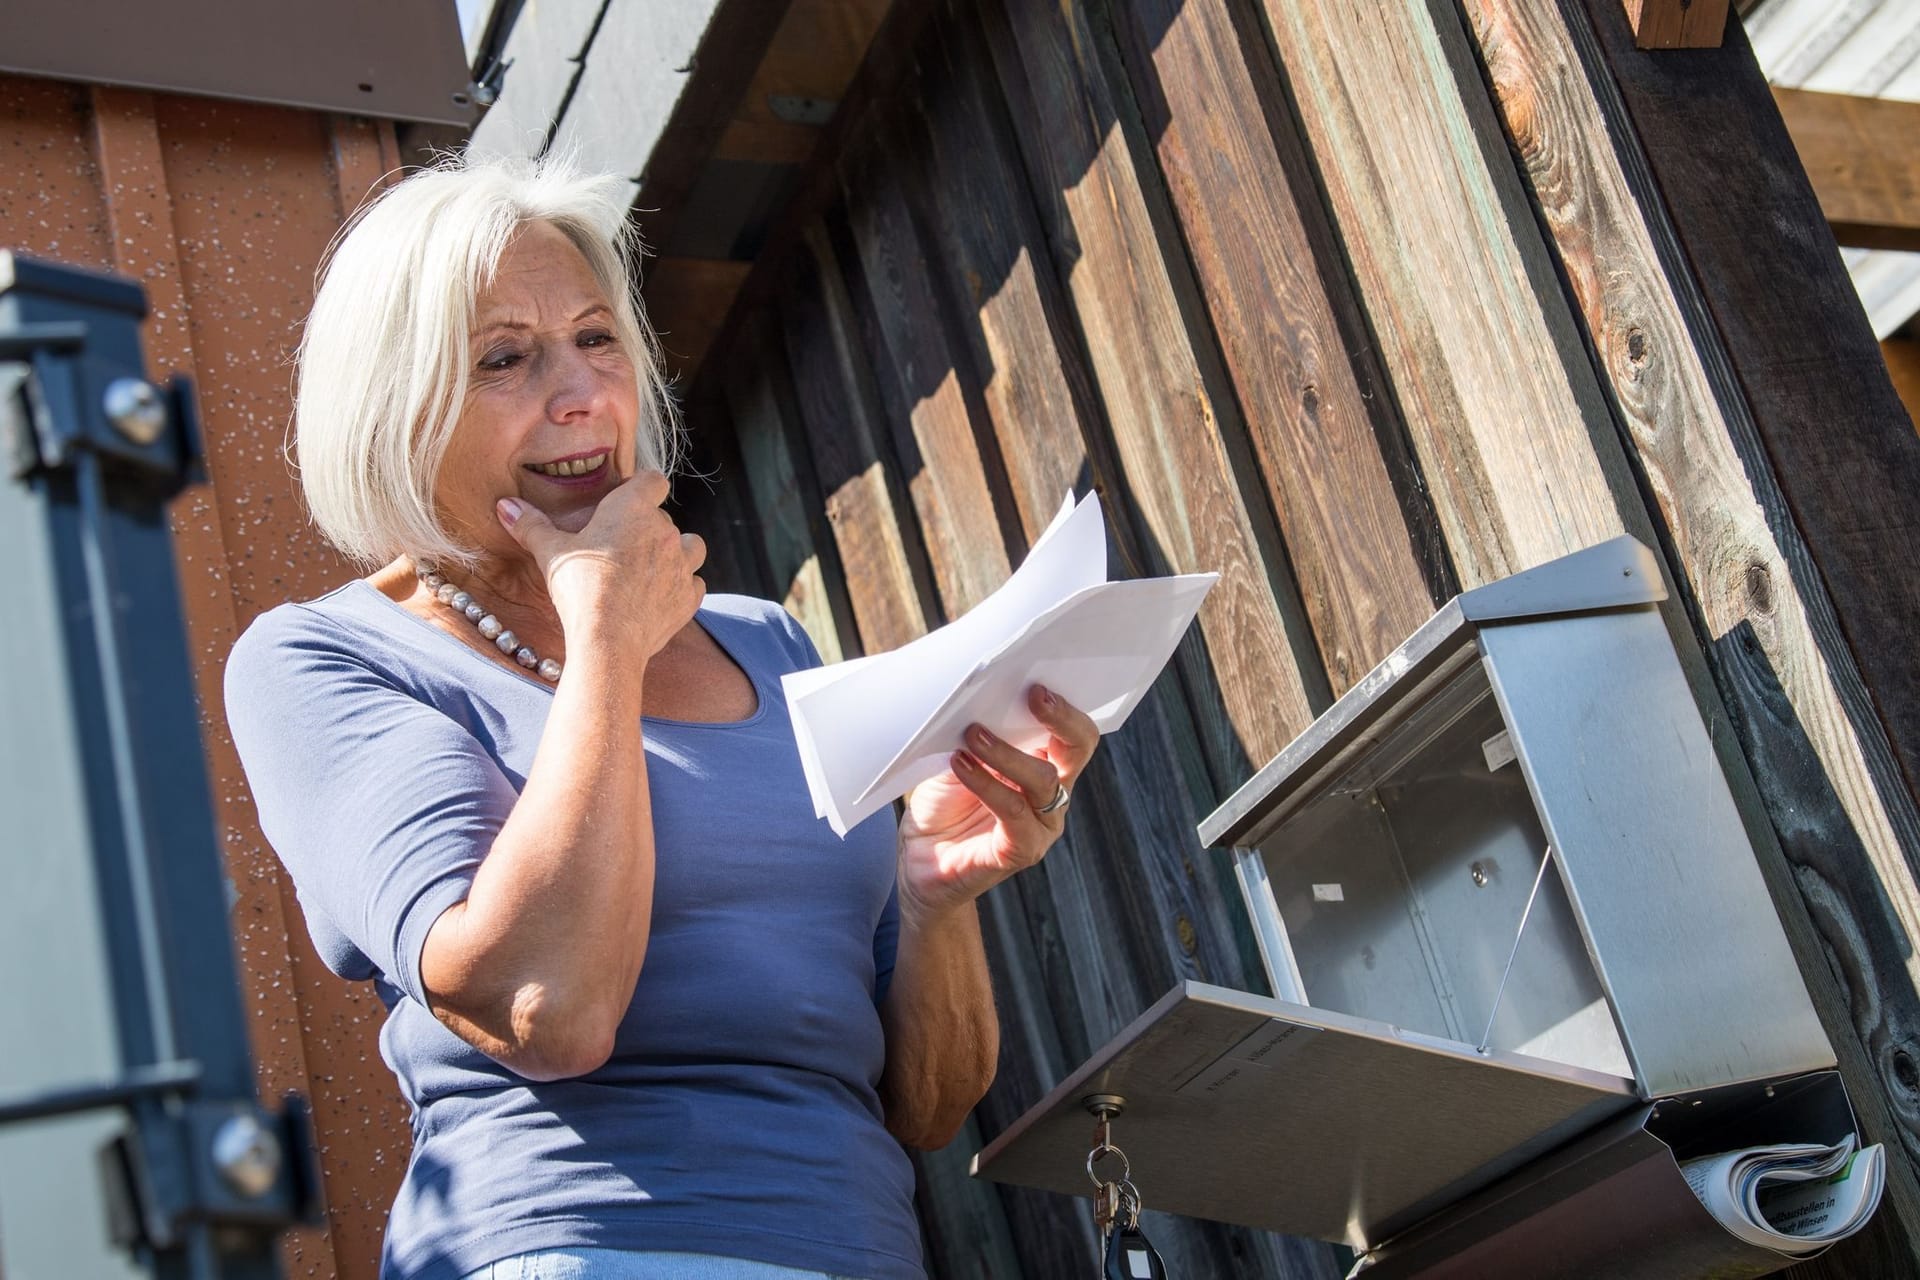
[546,502,597,535]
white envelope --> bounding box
[782,491,1217,835]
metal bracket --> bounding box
[0,282,199,493]
[103,1097,322,1251]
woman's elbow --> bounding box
[433,979,623,1082]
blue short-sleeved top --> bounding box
[224,585,921,1280]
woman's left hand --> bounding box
[896,684,1100,923]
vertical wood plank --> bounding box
[778,218,937,652]
[1250,0,1635,587]
[837,117,1016,614]
[979,0,1322,774]
[672,412,773,600]
[1106,0,1439,691]
[906,9,1102,544]
[888,10,1338,1275]
[1620,0,1728,50]
[1462,0,1920,1260]
[724,320,858,662]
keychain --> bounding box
[1085,1095,1168,1279]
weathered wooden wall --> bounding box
[0,75,404,1280]
[671,0,1920,1275]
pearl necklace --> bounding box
[414,561,564,682]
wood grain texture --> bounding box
[778,218,936,651]
[978,0,1319,775]
[1577,2,1920,843]
[837,117,1016,614]
[723,317,857,662]
[1107,0,1436,693]
[1620,0,1728,49]
[849,10,1337,1274]
[1773,87,1920,253]
[1467,0,1920,1266]
[1884,337,1920,432]
[904,7,1103,546]
[1250,0,1635,588]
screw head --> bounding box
[210,1113,281,1199]
[103,377,166,446]
[1470,861,1490,888]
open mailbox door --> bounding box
[971,982,1634,1249]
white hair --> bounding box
[294,154,679,569]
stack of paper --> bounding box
[783,492,1217,836]
[1679,1133,1886,1255]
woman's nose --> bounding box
[543,345,607,422]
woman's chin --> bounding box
[546,501,598,534]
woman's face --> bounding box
[436,221,640,556]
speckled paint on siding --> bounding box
[1,75,405,1280]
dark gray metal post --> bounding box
[0,253,316,1280]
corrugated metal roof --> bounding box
[1747,0,1920,337]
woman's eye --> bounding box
[579,330,616,349]
[479,350,523,371]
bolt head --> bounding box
[211,1113,281,1199]
[103,377,166,446]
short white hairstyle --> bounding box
[295,154,679,569]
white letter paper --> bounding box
[783,491,1217,835]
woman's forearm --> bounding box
[878,899,1000,1149]
[421,633,654,1080]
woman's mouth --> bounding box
[525,451,609,480]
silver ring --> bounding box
[1035,781,1070,816]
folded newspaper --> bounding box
[782,491,1217,836]
[1679,1133,1885,1255]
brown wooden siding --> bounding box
[669,0,1920,1274]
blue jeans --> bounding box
[460,1249,852,1280]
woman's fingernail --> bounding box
[1036,685,1056,708]
[969,725,993,750]
[951,750,974,772]
[497,497,523,525]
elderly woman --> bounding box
[224,157,1099,1280]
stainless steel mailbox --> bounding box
[1205,536,1829,1098]
[974,538,1850,1273]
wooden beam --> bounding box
[625,0,796,259]
[1469,0,1920,1266]
[1774,87,1920,253]
[1578,0,1920,828]
[1621,0,1728,49]
[1885,337,1920,435]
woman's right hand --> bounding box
[495,469,706,661]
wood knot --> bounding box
[1894,1047,1920,1095]
[1745,561,1775,616]
[1625,327,1650,366]
[1301,383,1320,416]
[1176,915,1197,956]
